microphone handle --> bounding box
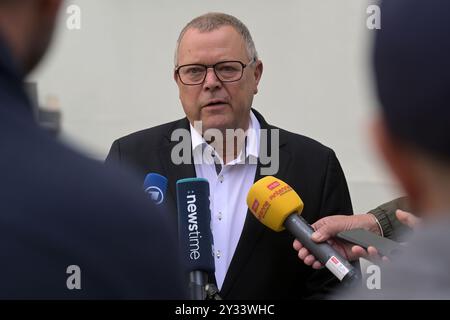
[189,271,208,300]
[285,214,359,283]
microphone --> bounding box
[176,178,215,300]
[143,173,168,205]
[246,176,359,284]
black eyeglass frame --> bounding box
[175,58,256,86]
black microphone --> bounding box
[176,178,215,300]
[247,176,360,284]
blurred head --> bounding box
[174,13,263,134]
[372,0,450,215]
[0,0,62,75]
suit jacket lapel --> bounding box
[220,110,292,297]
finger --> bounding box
[293,240,303,251]
[311,215,353,243]
[367,246,380,258]
[366,246,385,264]
[351,245,369,259]
[311,218,337,242]
[311,230,328,242]
[298,248,310,260]
[304,254,317,266]
[396,209,419,229]
[312,261,323,269]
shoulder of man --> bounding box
[112,117,189,148]
[255,109,334,158]
[279,127,333,155]
[105,117,190,174]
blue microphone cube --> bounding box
[143,173,168,205]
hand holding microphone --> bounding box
[294,214,385,268]
[247,176,360,283]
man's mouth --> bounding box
[203,99,228,108]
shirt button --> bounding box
[218,212,222,221]
[218,175,224,183]
[216,250,221,259]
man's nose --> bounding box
[203,67,222,90]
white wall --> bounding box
[28,0,404,213]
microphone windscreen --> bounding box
[246,176,303,231]
[143,173,168,205]
[176,178,215,273]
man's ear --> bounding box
[372,117,421,203]
[253,60,263,94]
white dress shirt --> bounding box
[190,111,260,290]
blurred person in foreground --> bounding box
[0,0,184,299]
[300,0,450,299]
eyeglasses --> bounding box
[175,59,256,86]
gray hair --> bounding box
[174,12,259,67]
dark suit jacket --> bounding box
[0,38,185,299]
[106,110,353,299]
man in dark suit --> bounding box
[106,12,353,299]
[0,0,184,299]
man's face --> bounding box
[174,26,263,133]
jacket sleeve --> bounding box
[369,196,412,241]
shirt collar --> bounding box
[190,119,206,152]
[189,110,261,164]
[245,110,260,159]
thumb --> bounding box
[311,230,327,242]
[311,217,344,242]
[396,209,420,229]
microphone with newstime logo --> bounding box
[143,173,168,205]
[247,176,360,284]
[176,178,215,300]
